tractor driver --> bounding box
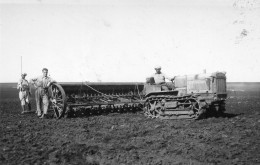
[148,66,175,91]
[151,66,174,85]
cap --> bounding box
[21,73,27,76]
[154,66,161,69]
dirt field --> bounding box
[0,83,260,165]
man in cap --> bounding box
[17,73,31,114]
[31,68,56,119]
[151,66,173,85]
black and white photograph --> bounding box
[0,0,260,164]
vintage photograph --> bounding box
[0,0,260,164]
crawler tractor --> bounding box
[47,72,227,119]
[143,72,227,119]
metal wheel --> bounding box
[184,99,193,109]
[144,100,161,118]
[49,83,67,119]
[191,99,206,120]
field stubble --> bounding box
[0,88,260,164]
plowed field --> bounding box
[0,83,260,165]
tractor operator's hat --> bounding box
[154,66,161,69]
[21,73,27,76]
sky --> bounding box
[0,0,260,82]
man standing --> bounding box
[31,68,55,119]
[17,73,31,114]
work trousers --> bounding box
[35,88,49,115]
[19,90,30,105]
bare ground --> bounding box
[0,92,260,165]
